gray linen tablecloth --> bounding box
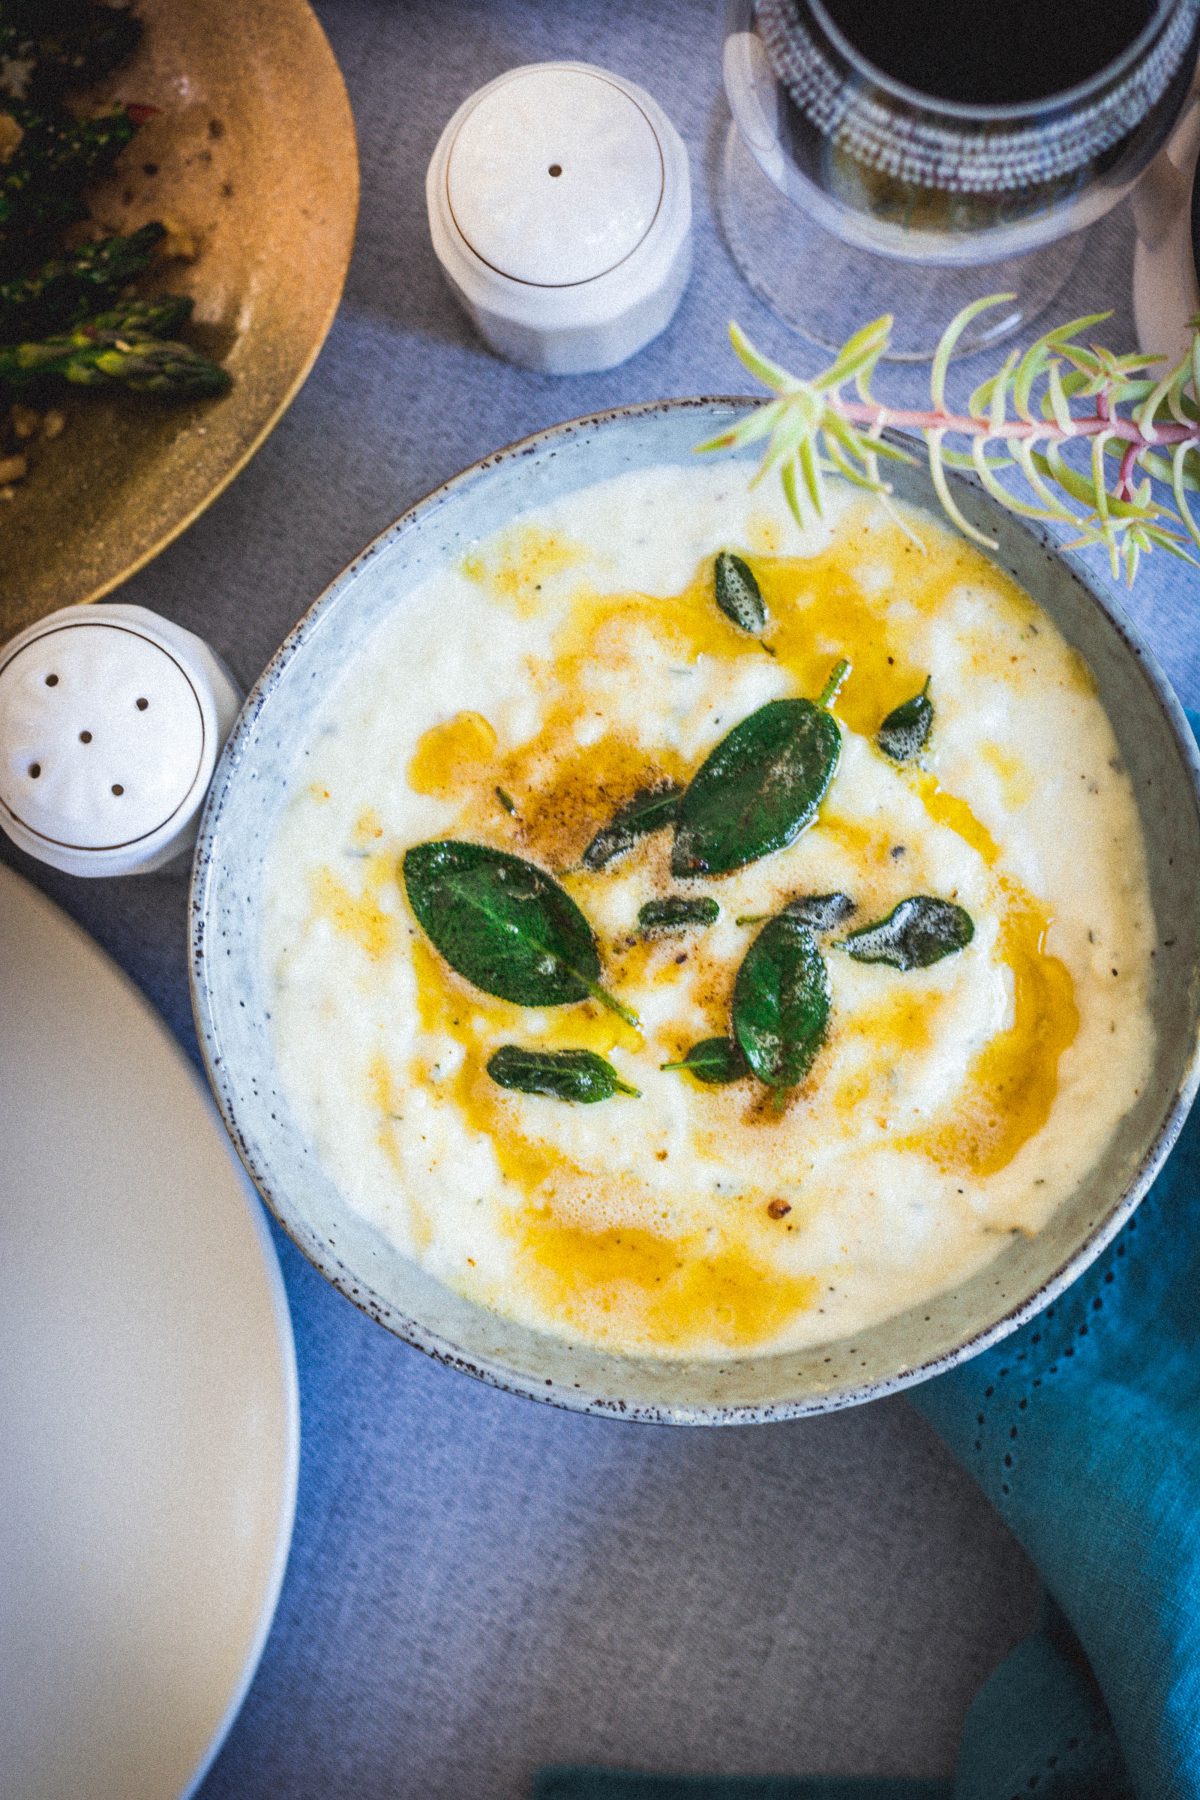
[5,2,1198,1793]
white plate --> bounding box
[0,865,299,1800]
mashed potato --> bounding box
[262,465,1156,1359]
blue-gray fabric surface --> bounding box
[536,831,1200,1798]
[3,2,1197,1794]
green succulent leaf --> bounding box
[581,783,682,871]
[705,297,1200,588]
[713,550,767,635]
[672,692,842,878]
[732,915,831,1089]
[637,896,720,935]
[877,678,933,762]
[486,1045,639,1102]
[840,896,974,971]
[660,1037,748,1085]
[403,839,637,1025]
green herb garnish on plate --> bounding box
[671,663,848,878]
[403,839,638,1027]
[637,896,719,935]
[732,914,832,1090]
[661,1037,748,1085]
[713,550,767,635]
[878,680,933,763]
[487,1045,639,1103]
[582,783,682,871]
[841,896,974,970]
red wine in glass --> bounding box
[721,0,1200,357]
[822,0,1156,107]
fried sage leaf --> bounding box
[403,840,637,1024]
[737,892,855,932]
[637,895,720,935]
[487,1045,639,1102]
[841,896,973,970]
[581,783,683,871]
[661,1037,748,1085]
[714,550,766,635]
[877,678,932,762]
[672,693,841,877]
[733,915,831,1088]
[786,891,856,932]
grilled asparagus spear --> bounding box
[83,295,194,338]
[0,315,228,397]
[0,222,167,340]
[0,7,231,409]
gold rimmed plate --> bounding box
[0,0,359,640]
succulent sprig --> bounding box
[699,294,1200,585]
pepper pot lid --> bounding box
[446,65,665,287]
[427,61,692,375]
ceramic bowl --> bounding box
[190,399,1200,1424]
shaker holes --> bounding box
[28,762,40,778]
[79,730,92,743]
[44,673,57,686]
[111,784,124,796]
[548,163,562,177]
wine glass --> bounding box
[721,0,1200,359]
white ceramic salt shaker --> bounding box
[0,603,242,877]
[427,61,692,374]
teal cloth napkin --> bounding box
[535,712,1200,1800]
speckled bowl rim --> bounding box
[190,396,1200,1425]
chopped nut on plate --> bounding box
[159,215,200,262]
[0,110,23,162]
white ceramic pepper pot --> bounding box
[0,603,242,877]
[427,61,693,374]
